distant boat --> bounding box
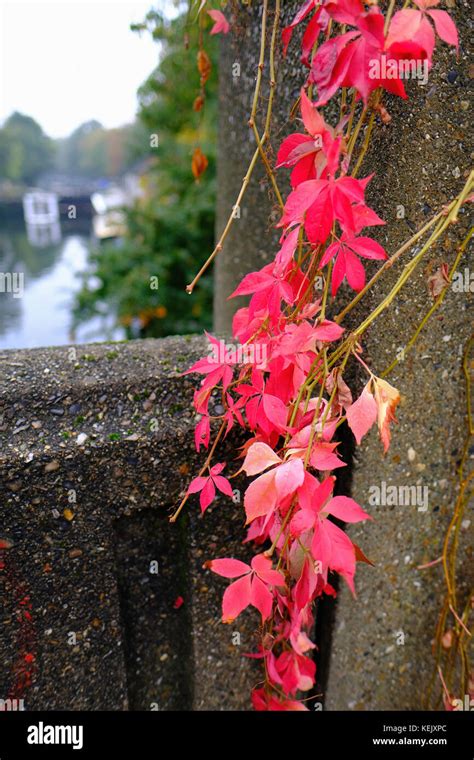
[23,190,60,226]
[91,186,127,241]
[91,210,126,241]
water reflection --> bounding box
[25,221,62,248]
[0,221,123,350]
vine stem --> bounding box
[346,103,368,156]
[449,604,471,637]
[334,205,453,324]
[382,227,474,376]
[186,142,262,294]
[344,90,357,141]
[463,334,474,436]
[250,0,284,209]
[268,343,351,560]
[296,173,472,396]
[169,420,226,522]
[351,93,380,177]
[384,0,397,33]
[352,170,473,338]
[427,333,474,706]
[186,0,281,294]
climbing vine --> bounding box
[174,0,471,710]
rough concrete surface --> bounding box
[0,336,257,710]
[214,0,473,710]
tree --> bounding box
[0,112,54,184]
[74,8,218,337]
[55,120,144,179]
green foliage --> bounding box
[0,113,143,186]
[55,120,147,179]
[74,8,217,338]
[0,112,55,184]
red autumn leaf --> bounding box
[372,376,400,453]
[197,49,212,84]
[191,147,208,181]
[208,554,285,623]
[187,462,233,513]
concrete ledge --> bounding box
[0,336,257,710]
[2,333,470,711]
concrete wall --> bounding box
[0,337,258,710]
[214,0,473,709]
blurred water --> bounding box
[0,222,124,350]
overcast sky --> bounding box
[0,0,177,138]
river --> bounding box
[0,222,124,350]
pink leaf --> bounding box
[282,0,315,55]
[320,241,339,268]
[209,462,226,476]
[276,134,311,168]
[347,236,387,260]
[275,227,300,270]
[252,554,286,586]
[222,574,252,622]
[290,508,316,537]
[194,416,210,451]
[331,245,347,296]
[250,575,274,621]
[262,393,288,432]
[242,442,281,476]
[344,248,366,291]
[280,179,326,226]
[387,10,423,48]
[274,459,305,501]
[300,88,325,136]
[427,10,458,48]
[310,517,334,567]
[312,319,344,342]
[230,269,272,298]
[415,15,436,59]
[304,186,333,243]
[325,0,363,25]
[187,476,208,494]
[346,382,377,444]
[322,520,357,595]
[310,442,346,471]
[244,469,278,523]
[200,478,216,513]
[324,495,371,523]
[207,9,230,35]
[301,11,325,65]
[208,558,250,578]
[312,475,336,511]
[213,475,234,498]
